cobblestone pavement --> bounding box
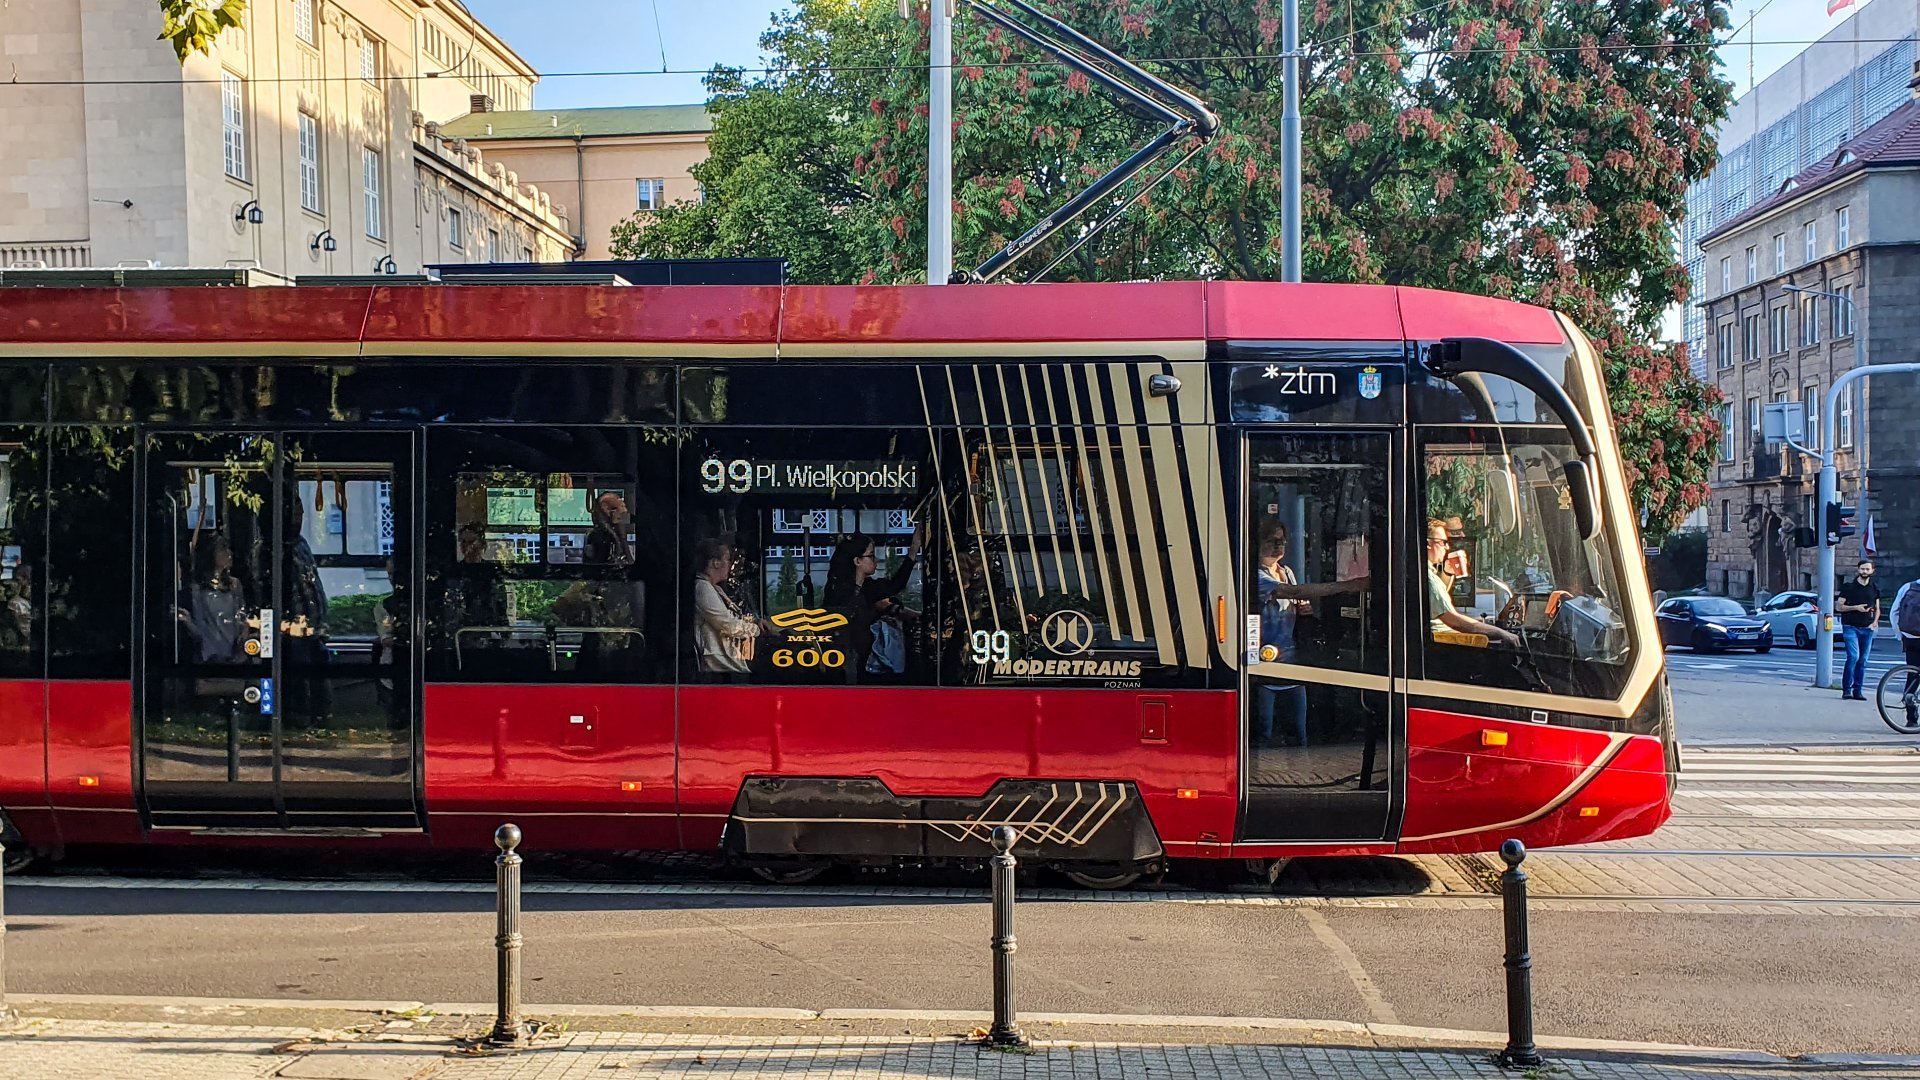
[6,1013,1916,1080]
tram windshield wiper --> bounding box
[953,0,1220,284]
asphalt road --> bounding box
[7,881,1917,1056]
[1668,633,1917,746]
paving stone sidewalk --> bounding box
[5,1005,1919,1080]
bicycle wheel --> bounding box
[1875,666,1920,734]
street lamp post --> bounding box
[1780,284,1920,690]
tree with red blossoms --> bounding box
[616,0,1733,539]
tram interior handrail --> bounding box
[1425,337,1601,542]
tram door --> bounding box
[141,432,418,830]
[1240,432,1399,842]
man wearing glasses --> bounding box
[1426,518,1520,647]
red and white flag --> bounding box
[1829,0,1856,15]
[1864,513,1878,555]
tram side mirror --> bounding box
[1485,465,1519,537]
[1561,459,1598,542]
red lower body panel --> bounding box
[422,683,678,849]
[45,680,140,845]
[675,687,1240,850]
[11,681,1668,860]
[0,678,52,847]
[1394,707,1669,855]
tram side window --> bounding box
[1419,427,1635,700]
[937,428,1200,689]
[426,429,675,683]
[0,430,45,678]
[47,427,135,679]
[682,429,936,686]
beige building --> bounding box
[1,0,575,275]
[439,105,712,260]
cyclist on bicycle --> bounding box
[1894,577,1920,727]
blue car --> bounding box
[1657,596,1774,653]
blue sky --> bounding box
[467,0,1854,110]
[463,1,790,108]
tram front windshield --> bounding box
[1420,425,1634,701]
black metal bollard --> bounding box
[986,825,1026,1047]
[0,840,14,1030]
[1496,839,1543,1069]
[487,824,529,1049]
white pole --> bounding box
[928,0,955,285]
[1280,0,1301,283]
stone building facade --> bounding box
[1698,83,1920,600]
[1681,1,1918,378]
[438,105,712,261]
[0,0,574,275]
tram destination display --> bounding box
[699,457,920,496]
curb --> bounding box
[5,994,1805,1064]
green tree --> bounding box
[158,0,247,62]
[624,0,1733,539]
[609,0,911,283]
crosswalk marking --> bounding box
[1727,804,1917,819]
[1685,754,1920,764]
[1682,790,1920,802]
[1808,829,1920,846]
[1684,773,1920,784]
[1689,760,1920,768]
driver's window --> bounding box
[1419,426,1635,700]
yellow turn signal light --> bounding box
[77,775,101,788]
[620,780,644,792]
[1176,788,1199,800]
[1579,806,1600,818]
[1479,730,1509,747]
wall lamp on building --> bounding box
[373,255,398,274]
[234,200,264,226]
[310,229,338,253]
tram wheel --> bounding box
[750,861,831,886]
[1062,868,1143,890]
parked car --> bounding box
[1753,590,1843,649]
[1656,596,1774,653]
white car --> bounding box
[1754,590,1844,649]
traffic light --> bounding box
[1824,502,1857,545]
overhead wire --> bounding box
[4,37,1911,87]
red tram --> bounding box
[0,276,1673,884]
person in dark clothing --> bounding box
[1838,559,1882,700]
[282,498,332,726]
[824,528,922,677]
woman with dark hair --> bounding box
[186,536,251,663]
[824,526,922,676]
[691,537,768,676]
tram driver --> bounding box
[1426,518,1519,648]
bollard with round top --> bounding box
[986,825,1027,1047]
[1496,838,1543,1069]
[487,824,530,1050]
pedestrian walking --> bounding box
[1837,560,1882,700]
